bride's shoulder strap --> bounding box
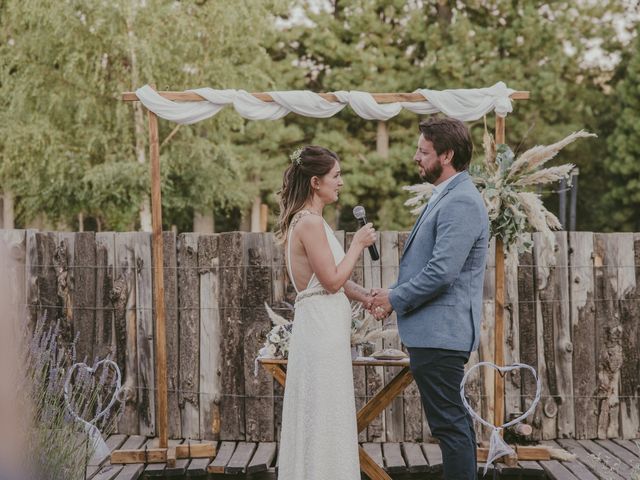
[288,209,319,234]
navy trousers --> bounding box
[407,347,477,480]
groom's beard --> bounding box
[421,161,443,184]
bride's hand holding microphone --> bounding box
[353,221,377,252]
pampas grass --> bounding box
[506,130,596,180]
[404,128,596,257]
[351,313,398,346]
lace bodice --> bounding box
[286,210,346,293]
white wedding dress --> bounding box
[278,211,360,480]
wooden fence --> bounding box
[1,229,639,443]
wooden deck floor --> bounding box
[89,435,640,479]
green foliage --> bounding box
[605,28,640,230]
[274,0,633,231]
[0,0,637,231]
[0,0,292,230]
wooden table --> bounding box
[259,356,414,480]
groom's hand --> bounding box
[369,288,393,320]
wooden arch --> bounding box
[121,87,529,457]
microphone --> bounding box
[352,205,380,261]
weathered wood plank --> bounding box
[532,232,559,439]
[594,439,640,469]
[95,232,115,361]
[346,231,368,443]
[518,238,542,440]
[243,233,275,442]
[208,441,236,473]
[612,438,640,458]
[619,233,640,439]
[363,231,385,442]
[381,442,406,473]
[593,233,625,439]
[561,459,600,480]
[539,459,580,480]
[219,232,246,440]
[118,434,147,450]
[401,442,428,473]
[577,439,634,478]
[36,232,67,337]
[380,232,404,443]
[91,464,123,480]
[186,457,211,477]
[362,442,384,468]
[162,231,181,439]
[421,442,443,472]
[142,437,166,477]
[178,233,200,439]
[24,229,39,331]
[72,232,96,362]
[55,231,75,343]
[504,242,522,424]
[539,232,574,438]
[110,435,147,480]
[199,234,222,441]
[395,231,424,443]
[114,234,139,434]
[246,442,277,473]
[225,442,257,474]
[91,433,127,467]
[132,232,155,437]
[182,440,215,476]
[164,439,188,477]
[568,231,598,439]
[517,460,546,477]
[269,237,291,444]
[556,438,625,480]
[111,463,145,480]
[478,237,496,440]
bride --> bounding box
[274,146,377,480]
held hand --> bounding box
[353,222,376,250]
[368,288,393,320]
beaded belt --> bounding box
[295,286,344,304]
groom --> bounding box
[369,117,489,480]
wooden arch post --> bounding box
[495,115,506,431]
[119,87,528,466]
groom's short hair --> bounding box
[419,117,473,171]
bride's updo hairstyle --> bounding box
[275,145,339,243]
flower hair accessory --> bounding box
[290,147,304,166]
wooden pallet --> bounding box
[89,435,640,479]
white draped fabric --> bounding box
[135,82,516,125]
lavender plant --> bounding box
[18,314,121,480]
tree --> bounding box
[605,27,640,230]
[0,0,292,231]
[272,0,632,231]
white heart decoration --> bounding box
[64,359,122,463]
[460,362,541,475]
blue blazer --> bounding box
[389,171,489,352]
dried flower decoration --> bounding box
[404,129,596,259]
[290,147,304,166]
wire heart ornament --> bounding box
[64,359,122,463]
[460,362,541,475]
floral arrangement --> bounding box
[258,302,397,360]
[404,128,596,256]
[258,304,294,359]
